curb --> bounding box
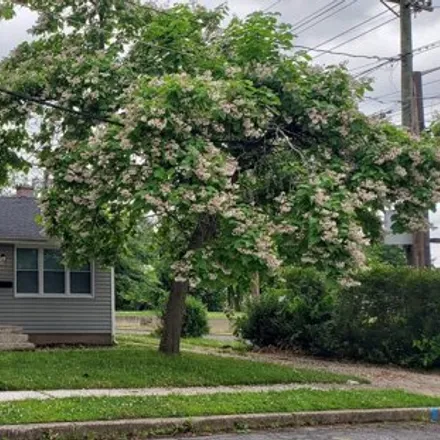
[0,408,438,440]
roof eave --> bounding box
[0,237,54,245]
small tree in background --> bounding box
[366,244,407,268]
[115,225,166,310]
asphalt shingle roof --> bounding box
[0,197,47,241]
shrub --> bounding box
[366,244,407,268]
[197,288,227,312]
[236,267,335,354]
[334,267,440,368]
[181,296,210,338]
[238,266,440,369]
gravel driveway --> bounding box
[187,347,440,396]
[255,351,440,397]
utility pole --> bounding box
[412,71,431,267]
[387,0,433,267]
[400,1,413,130]
[412,71,425,135]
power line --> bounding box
[373,89,401,99]
[296,0,359,34]
[379,0,400,17]
[291,0,343,28]
[293,0,345,31]
[314,16,397,60]
[350,59,384,73]
[367,106,396,118]
[355,39,440,78]
[365,94,440,105]
[312,8,392,50]
[424,78,440,87]
[263,0,282,12]
[390,99,440,119]
[294,45,396,61]
[354,58,398,78]
[388,98,440,116]
[0,87,124,126]
[364,96,397,105]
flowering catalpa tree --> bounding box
[1,2,440,353]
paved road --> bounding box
[170,424,440,439]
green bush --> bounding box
[366,244,407,268]
[197,288,227,312]
[157,296,209,338]
[334,267,440,368]
[236,268,335,354]
[181,296,210,338]
[238,266,440,369]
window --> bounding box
[70,263,91,295]
[16,248,39,294]
[15,247,93,297]
[44,249,65,294]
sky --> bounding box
[2,0,440,262]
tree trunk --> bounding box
[158,213,218,355]
[159,280,189,355]
[250,272,260,297]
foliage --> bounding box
[115,224,166,310]
[1,3,439,280]
[0,120,29,189]
[196,288,227,312]
[365,244,407,268]
[239,266,440,369]
[180,296,210,338]
[2,2,440,352]
[236,267,335,354]
[428,113,440,138]
[334,267,440,368]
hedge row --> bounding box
[236,267,440,368]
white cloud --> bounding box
[0,7,37,59]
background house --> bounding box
[0,186,115,346]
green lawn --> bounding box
[0,389,438,425]
[0,344,362,391]
[119,333,248,352]
[116,310,236,319]
[117,310,158,318]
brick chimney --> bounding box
[16,185,34,198]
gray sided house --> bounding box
[0,187,115,346]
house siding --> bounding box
[0,244,113,335]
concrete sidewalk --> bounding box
[0,382,369,402]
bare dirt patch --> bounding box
[186,347,440,397]
[243,351,440,397]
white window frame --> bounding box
[14,244,95,299]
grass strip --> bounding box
[0,389,439,425]
[116,310,158,318]
[116,311,243,319]
[119,333,248,352]
[0,346,362,391]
